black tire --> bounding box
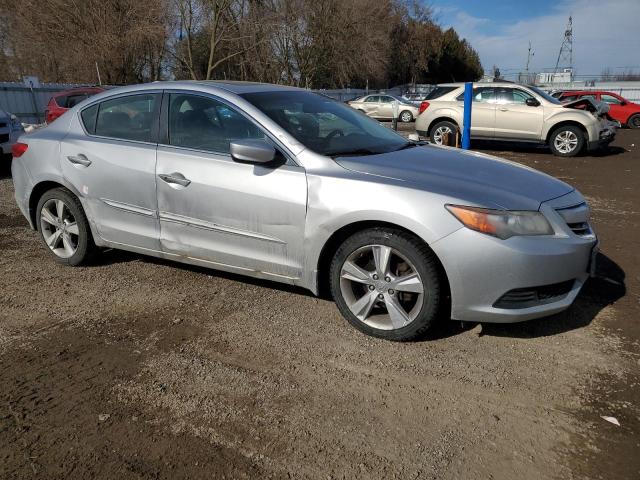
[399,110,413,123]
[330,228,442,341]
[548,125,585,157]
[627,113,640,129]
[429,120,458,146]
[36,187,97,266]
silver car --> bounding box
[348,94,419,123]
[12,81,598,341]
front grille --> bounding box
[493,280,575,309]
[555,202,593,237]
[0,133,9,143]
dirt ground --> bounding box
[0,129,638,480]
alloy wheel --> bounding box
[40,198,79,258]
[433,126,452,145]
[554,130,579,154]
[339,244,424,330]
[401,111,412,122]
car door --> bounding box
[361,96,380,117]
[155,91,307,280]
[378,96,394,119]
[600,93,625,123]
[456,87,496,137]
[493,87,543,140]
[60,92,161,251]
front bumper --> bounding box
[431,218,597,323]
[588,122,616,151]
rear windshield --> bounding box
[424,86,458,100]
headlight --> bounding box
[445,204,554,239]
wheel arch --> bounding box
[427,117,459,136]
[314,220,451,314]
[544,120,588,145]
[28,179,85,230]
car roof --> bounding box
[53,87,104,97]
[558,90,619,95]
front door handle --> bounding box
[67,154,91,167]
[158,172,191,187]
[499,108,509,112]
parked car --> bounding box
[348,94,419,122]
[553,90,640,128]
[1,108,24,159]
[401,93,426,105]
[415,82,616,157]
[12,81,597,341]
[45,87,104,123]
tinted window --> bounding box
[425,86,457,100]
[601,94,622,104]
[241,90,408,157]
[66,94,88,108]
[168,94,265,154]
[365,96,379,103]
[80,104,99,134]
[95,94,158,142]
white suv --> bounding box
[415,82,616,157]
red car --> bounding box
[554,90,640,128]
[45,87,104,123]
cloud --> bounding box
[437,0,640,78]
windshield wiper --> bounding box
[328,148,379,158]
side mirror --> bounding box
[230,139,276,165]
[620,101,627,106]
[407,133,420,142]
[526,98,540,107]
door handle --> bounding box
[158,172,191,187]
[67,154,91,167]
[499,108,509,112]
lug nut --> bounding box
[368,285,375,291]
[385,276,391,282]
[388,289,395,295]
[378,293,384,299]
[372,274,379,280]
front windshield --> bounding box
[241,90,409,157]
[527,85,562,105]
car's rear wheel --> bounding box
[549,125,585,157]
[430,120,457,146]
[330,228,441,341]
[36,187,96,266]
[627,114,640,129]
[399,110,413,123]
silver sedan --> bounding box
[11,81,598,341]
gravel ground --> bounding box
[0,130,638,479]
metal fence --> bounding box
[0,82,90,124]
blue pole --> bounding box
[462,82,472,149]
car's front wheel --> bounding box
[429,120,457,146]
[36,187,96,266]
[549,125,585,157]
[330,228,441,341]
[627,113,640,129]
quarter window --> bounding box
[168,94,265,154]
[94,94,159,142]
[80,104,99,134]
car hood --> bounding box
[563,97,609,116]
[335,144,574,211]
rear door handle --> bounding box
[67,154,91,167]
[158,172,191,187]
[499,108,509,112]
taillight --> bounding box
[419,101,430,114]
[12,142,28,158]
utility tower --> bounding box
[554,16,573,79]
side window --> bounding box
[66,94,88,108]
[562,95,578,102]
[456,88,495,103]
[380,96,393,103]
[512,89,534,104]
[168,94,265,154]
[601,94,622,105]
[80,104,99,134]
[581,94,597,101]
[365,96,379,103]
[94,94,159,142]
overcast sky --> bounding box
[431,0,640,78]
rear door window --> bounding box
[601,94,622,104]
[94,94,160,143]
